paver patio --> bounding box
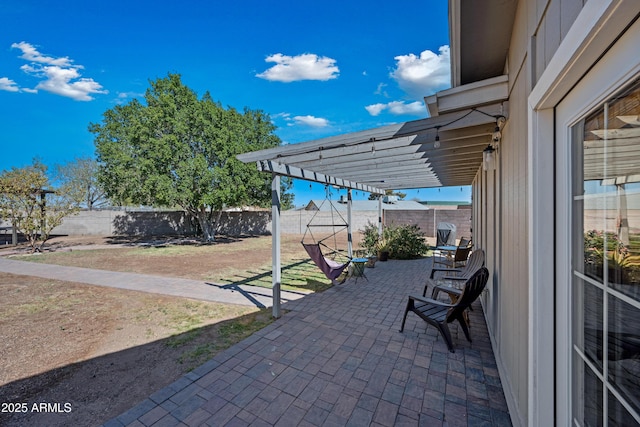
[102,256,512,426]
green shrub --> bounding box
[358,222,428,259]
[383,224,428,259]
[359,221,381,256]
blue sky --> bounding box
[0,0,470,207]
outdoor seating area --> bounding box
[425,249,486,298]
[401,266,490,353]
[106,255,511,426]
[433,237,473,269]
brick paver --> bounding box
[100,257,512,426]
[0,255,512,426]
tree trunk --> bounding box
[196,208,217,242]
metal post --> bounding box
[378,196,383,237]
[347,189,353,257]
[271,175,281,319]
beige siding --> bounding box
[501,68,530,423]
[560,0,584,38]
[474,1,586,424]
[532,0,586,84]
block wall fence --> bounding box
[45,207,473,240]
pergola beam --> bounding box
[257,160,385,194]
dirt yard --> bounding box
[0,234,349,427]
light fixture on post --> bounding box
[483,144,496,171]
[433,126,441,149]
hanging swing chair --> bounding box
[302,188,352,283]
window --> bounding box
[571,77,640,426]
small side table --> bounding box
[351,257,368,282]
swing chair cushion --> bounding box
[302,243,350,281]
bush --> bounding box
[383,224,429,259]
[359,221,381,256]
[358,222,428,259]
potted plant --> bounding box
[359,221,381,260]
[365,255,377,268]
[376,238,390,262]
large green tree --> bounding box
[91,73,291,240]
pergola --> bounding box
[237,81,509,317]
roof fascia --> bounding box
[449,0,462,88]
[426,75,509,116]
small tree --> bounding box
[55,157,108,210]
[0,162,79,252]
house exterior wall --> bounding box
[472,0,589,425]
[547,10,640,425]
[473,0,640,425]
[489,65,531,427]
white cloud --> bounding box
[36,66,106,101]
[10,41,107,101]
[113,91,145,105]
[387,101,425,115]
[365,101,425,117]
[292,115,330,127]
[272,112,291,120]
[365,103,387,116]
[122,91,144,98]
[11,41,73,67]
[0,77,20,92]
[374,82,389,97]
[390,45,450,100]
[275,112,330,128]
[256,53,339,82]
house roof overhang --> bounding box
[449,0,518,87]
[238,78,509,193]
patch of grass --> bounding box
[166,330,202,348]
[174,309,274,370]
[216,310,273,347]
[13,235,338,293]
[215,258,333,291]
[0,282,91,318]
[16,236,331,292]
[15,248,141,269]
[178,343,214,365]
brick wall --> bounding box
[384,207,472,240]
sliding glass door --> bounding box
[570,77,640,426]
